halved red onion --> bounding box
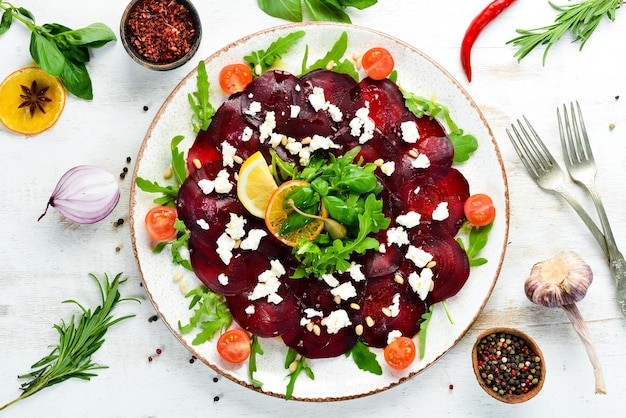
[39,165,121,224]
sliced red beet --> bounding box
[359,275,426,348]
[239,70,300,128]
[281,314,358,359]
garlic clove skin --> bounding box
[525,250,593,308]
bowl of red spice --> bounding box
[472,327,546,404]
[120,0,202,70]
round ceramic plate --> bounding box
[130,22,509,401]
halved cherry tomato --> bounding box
[464,193,496,227]
[219,63,253,94]
[217,329,251,364]
[384,336,416,370]
[361,47,395,80]
[145,205,178,241]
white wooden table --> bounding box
[1,0,625,416]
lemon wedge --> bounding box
[237,151,278,218]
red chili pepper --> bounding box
[461,0,517,82]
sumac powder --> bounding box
[126,0,197,64]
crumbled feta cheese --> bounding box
[322,273,339,288]
[347,262,365,282]
[408,268,434,301]
[298,147,311,166]
[387,226,409,246]
[249,263,284,305]
[245,305,256,315]
[225,213,246,240]
[308,87,328,112]
[241,126,253,142]
[309,135,339,152]
[285,139,303,155]
[406,245,433,268]
[386,293,401,317]
[294,84,301,92]
[401,120,420,143]
[349,106,375,144]
[396,211,421,228]
[259,111,276,143]
[198,179,215,195]
[248,93,254,99]
[304,308,323,318]
[387,330,403,345]
[411,153,431,169]
[269,132,284,148]
[324,309,352,334]
[240,229,267,251]
[331,282,357,301]
[221,141,237,168]
[244,101,262,116]
[216,233,236,265]
[300,317,311,326]
[270,259,286,277]
[327,104,343,122]
[432,202,450,221]
[214,169,233,194]
[218,273,229,286]
[196,219,210,230]
[379,243,387,253]
[290,105,301,118]
[380,161,395,176]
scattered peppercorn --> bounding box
[213,377,219,383]
[143,105,149,112]
[449,384,454,390]
[148,315,159,323]
[117,218,125,226]
[120,171,126,179]
[213,396,220,402]
[127,156,132,163]
[148,356,153,362]
[123,167,129,174]
[156,348,162,355]
[115,246,121,252]
[615,95,620,101]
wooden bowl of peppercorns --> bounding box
[472,327,546,404]
[120,0,202,70]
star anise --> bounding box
[18,80,52,118]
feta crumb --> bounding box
[396,211,421,229]
[401,120,420,143]
[327,104,343,122]
[241,126,253,142]
[411,153,431,169]
[290,105,301,118]
[300,317,311,326]
[216,233,236,265]
[406,245,433,268]
[387,226,410,247]
[218,273,229,286]
[225,213,246,240]
[308,87,328,112]
[304,308,323,318]
[432,202,450,221]
[408,268,434,301]
[249,266,283,304]
[245,305,256,315]
[324,310,352,334]
[309,135,339,152]
[379,243,387,253]
[347,262,365,282]
[294,84,301,92]
[386,293,401,317]
[322,273,339,288]
[196,219,210,230]
[197,179,215,195]
[244,101,262,116]
[331,282,357,301]
[387,330,403,345]
[221,141,237,168]
[285,139,303,155]
[259,111,276,143]
[380,161,395,176]
[214,169,233,194]
[270,259,286,277]
[269,132,284,148]
[240,229,267,251]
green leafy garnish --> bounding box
[244,30,306,76]
[346,340,382,375]
[401,89,479,162]
[507,0,621,65]
[457,220,494,267]
[248,335,265,388]
[0,273,138,412]
[257,0,377,23]
[188,60,216,133]
[300,31,358,80]
[417,305,433,359]
[178,286,233,345]
[153,218,191,270]
[0,2,116,99]
[284,348,314,400]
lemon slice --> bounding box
[237,151,278,218]
[264,180,327,247]
[0,67,66,135]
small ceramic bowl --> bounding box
[120,0,202,71]
[472,327,546,404]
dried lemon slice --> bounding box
[237,151,278,218]
[0,67,66,135]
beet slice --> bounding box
[239,70,300,128]
[281,313,358,359]
[359,275,426,348]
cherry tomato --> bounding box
[145,205,178,241]
[219,63,253,94]
[217,329,251,364]
[361,47,395,80]
[384,336,416,370]
[464,193,496,226]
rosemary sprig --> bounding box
[507,0,622,64]
[0,273,139,412]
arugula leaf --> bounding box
[248,335,264,388]
[418,305,433,359]
[457,221,493,267]
[187,60,215,133]
[135,178,179,206]
[244,30,305,76]
[346,340,382,375]
[401,89,479,162]
[178,286,233,345]
[284,349,314,400]
[170,135,188,185]
[257,0,303,22]
[301,31,351,74]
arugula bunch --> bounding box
[257,0,377,23]
[178,286,233,345]
[0,2,116,99]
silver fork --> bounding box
[506,117,608,257]
[558,101,626,316]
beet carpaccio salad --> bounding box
[136,30,496,399]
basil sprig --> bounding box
[0,2,116,99]
[257,0,377,23]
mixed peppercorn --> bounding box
[475,331,543,398]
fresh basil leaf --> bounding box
[16,7,35,22]
[0,9,13,35]
[347,340,382,375]
[59,58,93,100]
[286,185,318,208]
[257,0,303,22]
[304,0,351,23]
[29,32,65,76]
[337,166,377,193]
[310,177,329,196]
[323,195,357,227]
[338,0,377,9]
[60,23,116,47]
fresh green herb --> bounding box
[0,273,138,412]
[301,31,358,80]
[401,89,479,163]
[178,286,233,345]
[507,0,621,65]
[0,2,116,99]
[153,219,191,270]
[188,60,216,133]
[284,348,314,400]
[346,340,382,375]
[248,335,264,388]
[417,305,433,359]
[244,30,306,76]
[457,220,494,267]
[257,0,377,23]
[441,300,454,325]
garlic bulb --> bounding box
[524,250,606,394]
